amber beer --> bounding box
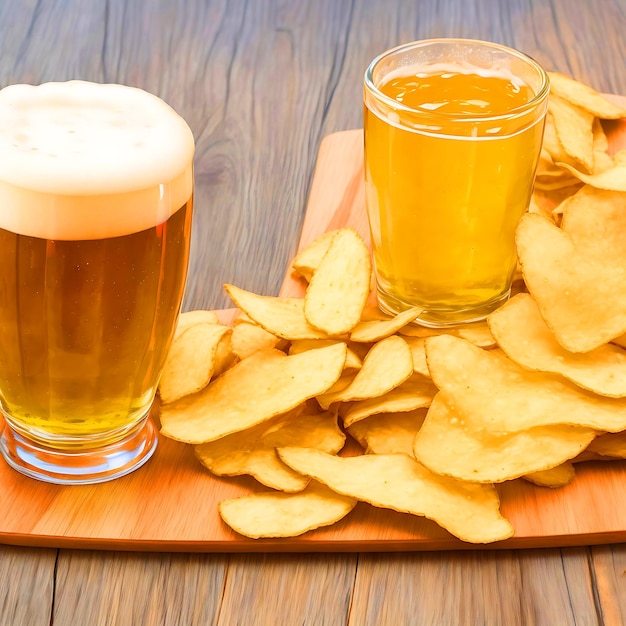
[0,81,194,483]
[364,40,549,326]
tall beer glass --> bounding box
[0,81,194,483]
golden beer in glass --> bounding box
[364,39,549,326]
[0,81,194,483]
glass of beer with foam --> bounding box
[0,81,194,483]
[364,39,549,326]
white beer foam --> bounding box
[0,81,194,240]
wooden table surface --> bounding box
[1,1,625,624]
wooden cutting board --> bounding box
[1,100,625,553]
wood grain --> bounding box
[53,552,228,626]
[0,546,56,626]
[350,548,600,626]
[1,0,626,624]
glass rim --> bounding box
[364,38,550,125]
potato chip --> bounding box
[413,393,596,483]
[585,430,626,459]
[322,370,357,396]
[277,447,513,544]
[340,375,436,427]
[541,112,572,165]
[398,321,496,348]
[347,409,427,456]
[548,72,626,119]
[304,228,371,335]
[225,284,327,340]
[160,343,347,443]
[516,188,626,352]
[424,334,626,434]
[218,481,357,539]
[488,293,626,397]
[230,321,282,360]
[534,174,582,191]
[556,161,626,191]
[291,230,337,282]
[349,306,422,343]
[548,95,595,172]
[195,409,345,492]
[175,309,220,339]
[402,336,430,378]
[159,323,232,404]
[522,462,575,488]
[289,339,362,370]
[316,335,413,410]
[611,333,626,349]
[592,118,610,152]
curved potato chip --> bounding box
[304,228,371,335]
[556,161,626,191]
[585,431,626,459]
[398,321,496,348]
[349,306,422,343]
[175,309,220,339]
[159,323,232,404]
[289,339,362,370]
[548,95,595,172]
[542,112,573,166]
[425,334,626,434]
[219,481,357,539]
[489,293,626,397]
[592,118,609,152]
[195,410,345,492]
[160,343,347,444]
[516,189,626,352]
[231,321,282,360]
[317,335,413,410]
[213,332,237,377]
[225,284,326,340]
[534,175,582,191]
[413,394,596,483]
[548,72,626,119]
[401,336,430,378]
[341,376,436,427]
[278,447,514,544]
[291,230,337,282]
[523,462,576,488]
[347,409,427,456]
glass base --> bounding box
[377,286,511,328]
[0,415,158,485]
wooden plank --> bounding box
[591,545,626,626]
[0,546,56,626]
[350,548,599,626]
[217,554,356,626]
[52,551,228,626]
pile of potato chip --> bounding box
[532,71,626,212]
[158,75,626,545]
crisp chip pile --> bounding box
[158,75,626,545]
[534,72,626,207]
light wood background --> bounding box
[1,1,626,624]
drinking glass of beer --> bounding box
[364,39,549,326]
[0,81,194,483]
